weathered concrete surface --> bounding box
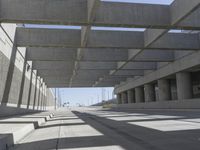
[0,112,53,150]
[9,108,200,150]
[1,0,200,29]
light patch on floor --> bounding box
[100,113,147,117]
[62,119,85,124]
[128,120,200,131]
[107,116,151,121]
[107,114,183,121]
[59,145,125,150]
[60,125,103,138]
[147,115,183,119]
[181,118,200,123]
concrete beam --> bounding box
[79,62,117,70]
[32,61,74,70]
[37,70,72,77]
[1,0,200,29]
[43,77,71,83]
[16,28,81,47]
[27,48,76,61]
[81,48,128,61]
[120,62,157,70]
[170,0,200,25]
[17,28,200,50]
[0,0,87,25]
[130,50,175,62]
[111,70,144,76]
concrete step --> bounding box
[0,112,53,150]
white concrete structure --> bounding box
[0,0,200,111]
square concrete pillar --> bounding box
[144,84,155,102]
[127,89,135,103]
[176,72,192,100]
[135,87,144,103]
[121,92,128,104]
[117,93,122,104]
[158,79,171,101]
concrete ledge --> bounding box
[113,98,200,109]
[0,112,53,149]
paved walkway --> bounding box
[11,108,200,150]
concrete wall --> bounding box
[0,23,55,117]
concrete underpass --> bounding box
[0,0,200,149]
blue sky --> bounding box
[26,0,174,106]
[55,88,114,106]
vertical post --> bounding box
[117,93,122,104]
[17,50,27,108]
[176,72,192,100]
[127,90,135,103]
[158,79,171,101]
[135,87,145,103]
[144,84,155,102]
[33,75,38,110]
[55,88,57,110]
[27,67,33,109]
[121,92,128,104]
[1,38,17,105]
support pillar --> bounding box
[117,93,122,104]
[144,84,155,102]
[121,92,128,104]
[27,68,33,109]
[17,50,27,108]
[135,87,144,103]
[1,38,17,104]
[33,74,38,110]
[176,72,192,100]
[158,79,171,101]
[127,90,135,103]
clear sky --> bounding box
[56,87,114,106]
[26,0,174,106]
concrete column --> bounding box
[127,90,135,103]
[121,92,128,104]
[176,72,192,100]
[27,68,33,109]
[144,84,155,102]
[33,74,38,110]
[117,93,122,104]
[135,87,144,103]
[1,39,17,104]
[37,78,42,110]
[17,50,27,108]
[158,79,171,101]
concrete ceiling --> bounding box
[1,0,200,87]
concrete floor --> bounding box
[11,107,200,150]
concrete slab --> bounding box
[0,123,34,143]
[0,112,53,149]
[8,108,200,150]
